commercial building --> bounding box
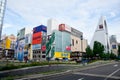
[16,27,32,61]
[53,30,71,60]
[0,34,16,59]
[90,16,111,53]
[47,19,88,60]
[32,25,47,61]
[110,35,118,56]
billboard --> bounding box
[32,44,41,50]
[25,33,32,44]
[33,25,47,33]
[5,38,11,49]
[54,52,70,59]
[66,46,71,51]
[41,45,46,52]
[59,24,71,32]
[17,40,25,61]
[32,32,42,45]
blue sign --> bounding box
[17,46,24,61]
[32,44,41,50]
[33,25,47,33]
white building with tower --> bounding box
[90,16,111,53]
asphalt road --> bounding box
[41,62,120,80]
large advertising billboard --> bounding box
[5,38,11,49]
[32,32,42,45]
[32,44,41,50]
[33,25,47,33]
[16,40,25,61]
[54,52,70,59]
[59,24,71,32]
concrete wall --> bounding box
[47,19,59,36]
[71,35,81,52]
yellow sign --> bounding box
[54,52,70,59]
[6,38,11,49]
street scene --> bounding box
[0,0,120,80]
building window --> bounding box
[72,39,74,46]
[99,24,103,29]
[76,40,78,44]
[42,55,46,58]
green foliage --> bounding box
[86,46,94,58]
[0,61,77,71]
[110,52,117,59]
[93,41,104,55]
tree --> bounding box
[110,52,117,59]
[93,41,104,59]
[86,46,94,59]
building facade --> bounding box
[110,35,118,56]
[47,19,88,60]
[16,27,32,61]
[32,25,47,61]
[90,16,111,53]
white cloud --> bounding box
[4,0,120,44]
[110,12,116,17]
[3,23,14,28]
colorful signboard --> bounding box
[33,25,47,33]
[41,45,46,51]
[66,46,71,51]
[5,38,11,49]
[54,52,70,59]
[32,44,41,50]
[17,41,24,61]
[32,32,42,45]
[59,24,71,32]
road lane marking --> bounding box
[74,72,120,79]
[104,68,120,80]
[78,78,84,80]
[113,64,118,67]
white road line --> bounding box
[74,72,120,79]
[114,64,118,67]
[78,78,84,80]
[104,68,120,80]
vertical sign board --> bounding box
[32,32,42,45]
[17,40,25,61]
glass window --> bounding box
[42,55,46,58]
[72,39,74,46]
[76,40,78,44]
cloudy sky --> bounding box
[2,0,120,44]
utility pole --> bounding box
[0,0,7,40]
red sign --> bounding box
[32,32,42,45]
[59,24,65,31]
[42,45,46,51]
[59,24,71,32]
[66,46,71,51]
